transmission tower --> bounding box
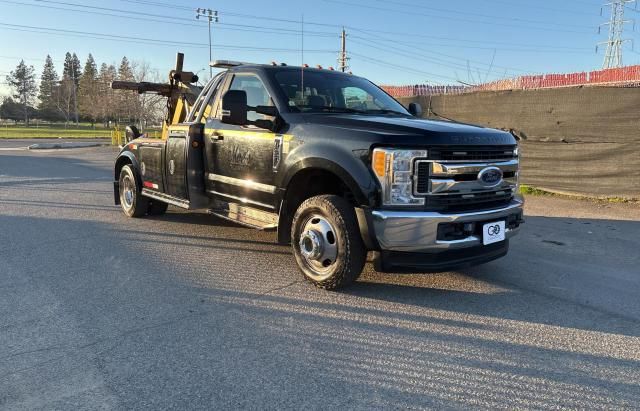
[598,0,636,69]
[338,28,350,72]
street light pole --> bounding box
[196,8,219,79]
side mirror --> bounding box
[221,90,248,125]
[255,105,278,117]
[408,102,423,117]
[125,125,141,143]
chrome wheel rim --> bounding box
[298,214,338,276]
[121,175,134,208]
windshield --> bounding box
[274,70,410,115]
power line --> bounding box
[0,22,337,53]
[367,0,594,29]
[350,34,591,54]
[349,37,511,79]
[321,0,595,34]
[474,0,596,15]
[4,0,337,37]
[111,0,590,51]
[349,52,460,83]
[349,29,531,74]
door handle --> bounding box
[209,132,224,142]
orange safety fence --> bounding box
[382,64,640,97]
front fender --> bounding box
[113,150,141,205]
[279,142,378,207]
[114,150,140,180]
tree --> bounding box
[116,56,137,123]
[62,52,82,123]
[0,97,27,122]
[97,63,118,126]
[78,54,99,125]
[133,61,165,129]
[5,60,37,124]
[63,52,82,87]
[53,77,75,125]
[38,55,60,120]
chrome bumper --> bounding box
[370,198,524,253]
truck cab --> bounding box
[114,60,524,290]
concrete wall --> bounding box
[399,87,640,198]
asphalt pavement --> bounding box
[1,141,639,410]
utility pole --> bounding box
[598,0,636,69]
[338,28,350,72]
[196,8,219,78]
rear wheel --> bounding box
[118,165,148,218]
[291,195,366,290]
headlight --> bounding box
[372,148,427,206]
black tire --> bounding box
[118,164,149,218]
[291,195,366,290]
[147,200,168,216]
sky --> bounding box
[1,0,639,99]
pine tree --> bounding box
[5,60,37,124]
[117,56,135,81]
[63,52,82,86]
[78,54,98,124]
[97,63,118,125]
[116,57,137,123]
[38,55,59,120]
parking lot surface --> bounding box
[1,142,639,409]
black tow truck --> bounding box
[114,58,524,290]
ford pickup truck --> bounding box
[114,60,524,290]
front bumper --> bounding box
[364,198,524,272]
[371,198,524,252]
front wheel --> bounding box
[118,165,149,217]
[291,195,366,290]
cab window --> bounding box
[189,73,224,123]
[228,74,274,122]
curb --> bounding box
[27,142,111,150]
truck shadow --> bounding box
[348,214,640,337]
[128,209,640,337]
[2,213,639,408]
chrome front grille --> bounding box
[413,154,519,211]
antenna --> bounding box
[301,14,305,101]
[597,0,636,69]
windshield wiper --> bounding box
[299,106,366,114]
[363,109,409,116]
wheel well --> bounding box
[278,168,356,244]
[113,157,134,206]
[114,156,132,181]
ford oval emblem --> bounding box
[478,167,503,187]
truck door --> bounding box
[165,127,189,199]
[161,74,223,208]
[205,73,279,211]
